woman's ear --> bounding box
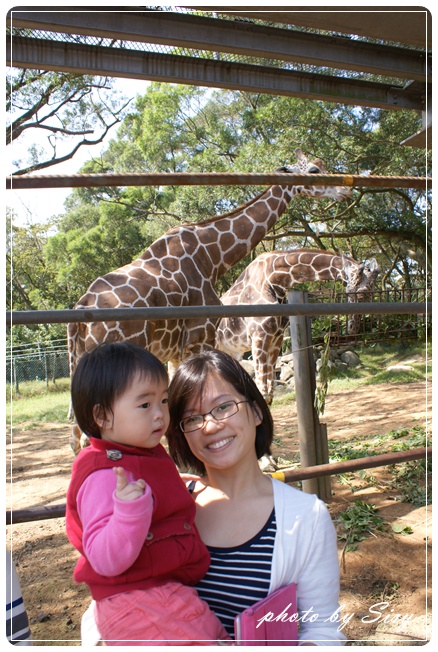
[93,404,108,428]
[252,402,263,426]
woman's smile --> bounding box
[206,436,235,451]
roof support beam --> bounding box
[7,9,431,82]
[6,37,426,111]
[188,7,431,48]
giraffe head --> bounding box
[342,258,380,334]
[341,257,366,295]
[277,148,352,202]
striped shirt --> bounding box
[196,508,276,638]
[6,551,32,645]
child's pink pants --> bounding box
[95,581,232,646]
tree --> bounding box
[6,210,67,345]
[10,84,430,321]
[7,68,132,175]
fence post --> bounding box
[288,291,318,495]
[288,291,331,500]
[13,359,19,393]
[44,352,49,387]
[305,308,331,501]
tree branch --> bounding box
[12,117,121,175]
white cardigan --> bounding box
[81,478,346,645]
[269,478,346,645]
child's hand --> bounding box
[113,466,146,501]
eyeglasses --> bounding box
[180,400,250,433]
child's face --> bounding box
[97,373,169,449]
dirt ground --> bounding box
[6,379,431,646]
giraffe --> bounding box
[215,249,379,404]
[346,258,380,335]
[68,149,352,453]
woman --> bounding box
[166,349,346,645]
[81,349,346,645]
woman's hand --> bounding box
[113,466,146,501]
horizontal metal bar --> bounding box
[7,37,426,111]
[272,446,430,483]
[6,172,430,190]
[7,10,430,82]
[7,447,430,524]
[7,302,431,327]
[7,504,67,525]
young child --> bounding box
[65,342,231,646]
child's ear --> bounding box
[93,404,108,428]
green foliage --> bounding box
[314,317,337,416]
[337,500,387,551]
[389,458,431,507]
[328,425,430,507]
[8,378,71,401]
[325,342,429,392]
[8,82,430,339]
[391,523,413,535]
[271,392,296,408]
[329,425,429,463]
[7,382,71,426]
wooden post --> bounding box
[305,315,331,500]
[317,423,332,501]
[288,291,332,500]
[288,291,319,495]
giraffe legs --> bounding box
[69,425,90,455]
[252,338,275,405]
[252,332,284,405]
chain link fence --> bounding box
[6,341,69,392]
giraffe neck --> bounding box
[141,185,296,283]
[257,250,347,293]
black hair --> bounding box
[167,349,273,475]
[71,342,168,438]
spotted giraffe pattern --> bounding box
[68,149,352,452]
[215,250,379,404]
[346,258,380,335]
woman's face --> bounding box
[180,372,262,472]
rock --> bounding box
[399,354,424,365]
[37,613,51,622]
[279,363,294,382]
[259,455,277,472]
[337,345,356,356]
[340,350,361,367]
[239,359,255,377]
[386,364,414,373]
